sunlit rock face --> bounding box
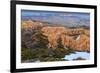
[74,34,90,52]
[41,26,68,50]
[41,26,90,52]
[61,34,76,50]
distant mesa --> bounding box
[21,19,44,30]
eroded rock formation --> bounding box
[21,20,90,52]
[21,20,44,49]
[41,26,90,52]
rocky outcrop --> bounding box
[74,34,90,52]
[41,27,67,50]
[60,34,76,50]
[21,19,44,30]
[41,26,90,52]
[21,20,44,49]
[21,20,90,52]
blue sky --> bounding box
[21,10,90,27]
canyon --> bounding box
[21,20,90,52]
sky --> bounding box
[21,10,90,27]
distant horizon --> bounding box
[21,10,90,27]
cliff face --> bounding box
[21,20,45,49]
[21,20,90,52]
[73,34,90,52]
[41,26,90,52]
